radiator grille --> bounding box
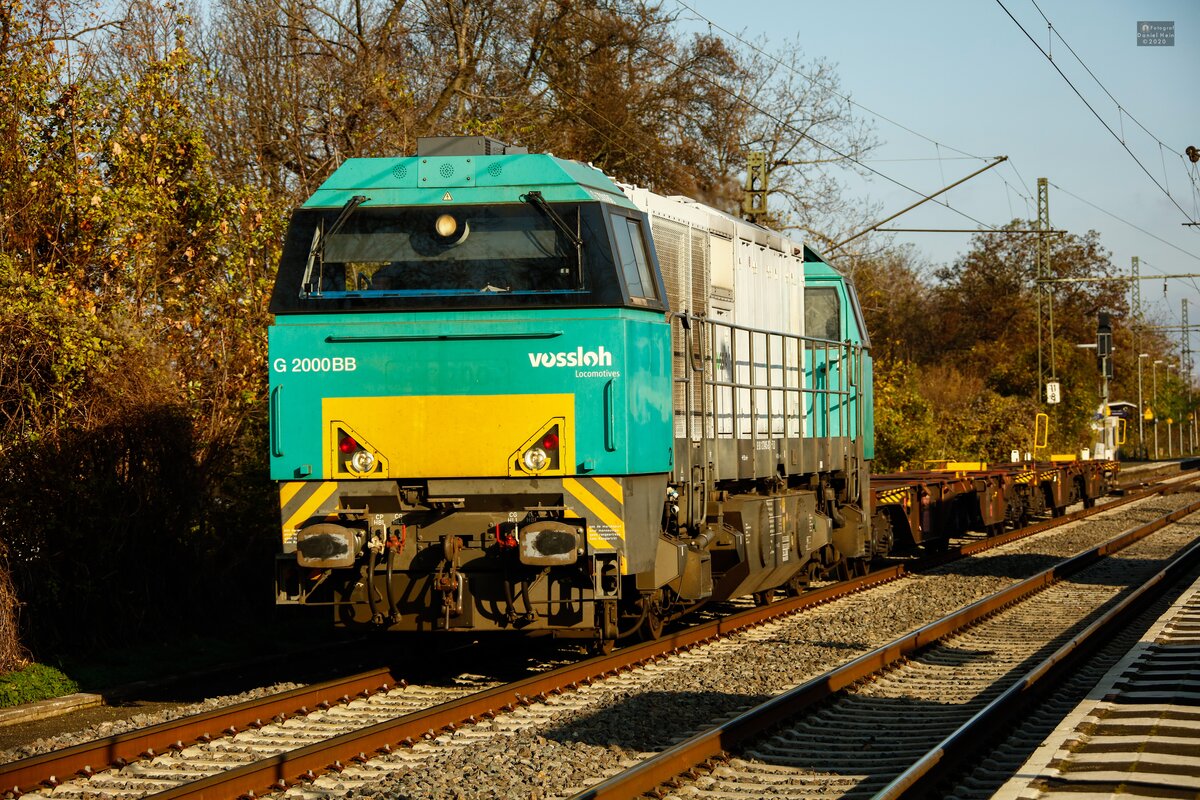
[651,217,713,440]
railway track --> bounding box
[984,564,1200,799]
[572,492,1200,799]
[3,473,1197,799]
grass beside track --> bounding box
[0,664,79,708]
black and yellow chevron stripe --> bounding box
[279,481,340,548]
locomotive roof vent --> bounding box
[416,136,528,157]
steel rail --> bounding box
[0,568,903,798]
[5,472,1188,798]
[0,668,400,796]
[150,477,1188,800]
[877,529,1200,798]
[568,497,1200,800]
[141,565,904,800]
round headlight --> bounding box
[522,447,548,472]
[435,214,459,238]
[350,449,377,473]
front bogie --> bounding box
[275,473,666,638]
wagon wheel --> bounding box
[786,562,818,595]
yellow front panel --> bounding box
[322,394,574,478]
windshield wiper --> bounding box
[300,194,369,297]
[521,191,581,249]
[521,191,583,287]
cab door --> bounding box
[803,263,873,460]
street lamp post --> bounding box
[1138,353,1149,459]
[1167,363,1177,458]
[1154,359,1163,460]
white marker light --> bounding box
[350,449,377,473]
[522,447,548,471]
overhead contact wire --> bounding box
[621,36,1001,233]
[671,0,987,162]
[1049,181,1200,263]
[1030,0,1196,190]
[996,0,1199,227]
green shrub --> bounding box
[0,663,79,708]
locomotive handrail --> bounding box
[270,386,284,458]
[669,309,860,345]
[324,331,564,342]
[668,310,866,519]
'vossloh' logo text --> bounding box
[528,346,613,368]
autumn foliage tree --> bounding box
[0,0,285,653]
[855,222,1140,469]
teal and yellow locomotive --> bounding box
[269,136,874,644]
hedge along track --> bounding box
[1,473,1195,800]
[569,496,1200,799]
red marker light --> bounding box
[541,433,559,451]
[339,435,358,454]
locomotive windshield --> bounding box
[270,200,664,313]
[300,203,579,297]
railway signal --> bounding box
[1097,312,1113,379]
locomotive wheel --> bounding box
[753,588,776,606]
[638,591,667,641]
[786,562,819,596]
[640,608,665,641]
[589,638,615,656]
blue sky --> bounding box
[680,0,1199,339]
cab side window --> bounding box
[613,215,659,304]
[805,286,841,341]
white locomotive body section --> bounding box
[621,185,807,445]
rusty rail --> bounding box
[145,565,902,800]
[0,668,400,796]
[0,565,898,800]
[876,509,1200,798]
[569,497,1200,800]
